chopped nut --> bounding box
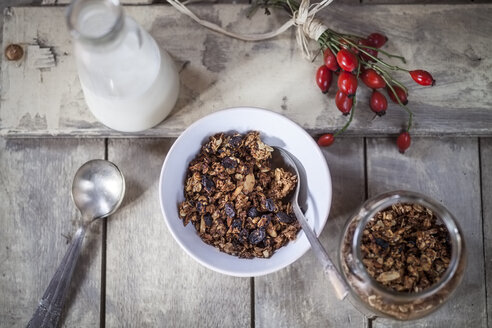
[243,173,255,194]
[361,203,451,292]
[377,270,400,283]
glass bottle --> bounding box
[66,0,179,132]
[339,190,466,320]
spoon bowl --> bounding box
[72,159,126,220]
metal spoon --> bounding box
[273,146,348,300]
[28,159,125,328]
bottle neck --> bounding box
[66,0,125,49]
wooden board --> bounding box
[363,0,491,3]
[105,139,251,327]
[480,137,492,327]
[53,0,153,4]
[366,137,486,327]
[1,4,492,137]
[0,138,104,326]
[255,138,367,327]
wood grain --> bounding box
[480,137,492,328]
[255,138,367,328]
[105,139,251,327]
[1,4,492,137]
[50,0,153,4]
[362,0,477,3]
[0,138,104,326]
[365,137,486,327]
[363,0,492,3]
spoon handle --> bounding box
[27,226,87,328]
[293,204,349,300]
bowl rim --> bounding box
[158,106,332,277]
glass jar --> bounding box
[339,190,466,320]
[66,0,179,132]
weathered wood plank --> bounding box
[0,138,104,326]
[1,4,492,137]
[255,138,367,328]
[105,139,251,327]
[363,0,492,3]
[366,137,486,327]
[54,0,153,4]
[480,137,492,328]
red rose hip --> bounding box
[336,48,358,72]
[369,90,388,116]
[316,65,333,93]
[338,71,358,97]
[367,33,388,48]
[387,85,408,105]
[397,131,411,153]
[410,70,435,86]
[317,133,335,147]
[361,68,386,89]
[335,90,353,115]
[323,48,339,72]
[358,39,378,62]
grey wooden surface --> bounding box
[367,137,486,328]
[0,138,105,327]
[105,139,251,327]
[1,1,492,327]
[2,137,490,327]
[2,4,492,137]
[255,138,367,328]
[481,137,492,325]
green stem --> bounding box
[366,63,408,93]
[317,32,340,55]
[356,60,362,79]
[324,28,361,41]
[358,44,407,64]
[332,37,408,73]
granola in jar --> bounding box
[339,191,466,320]
[178,131,300,259]
[361,203,451,293]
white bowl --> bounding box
[159,107,332,277]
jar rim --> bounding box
[351,190,464,301]
[66,0,124,45]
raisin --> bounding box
[239,229,249,243]
[202,175,215,192]
[261,214,273,224]
[225,203,236,218]
[265,198,276,212]
[276,211,295,223]
[229,135,243,148]
[222,157,237,169]
[204,214,213,227]
[196,201,205,213]
[232,219,242,229]
[247,207,259,218]
[375,238,389,249]
[249,228,266,245]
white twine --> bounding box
[166,0,333,60]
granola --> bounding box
[178,131,300,258]
[361,203,451,292]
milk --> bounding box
[80,50,179,132]
[70,1,179,132]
